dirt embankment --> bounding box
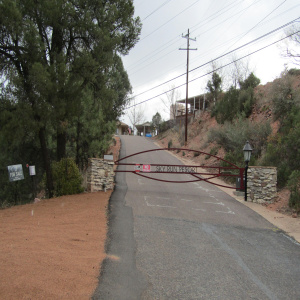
[0,137,121,299]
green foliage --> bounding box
[0,0,141,199]
[261,71,300,187]
[288,68,300,76]
[212,73,260,123]
[212,86,239,123]
[210,146,219,156]
[159,120,172,133]
[168,139,173,149]
[152,112,163,130]
[208,117,271,167]
[262,118,300,187]
[239,72,260,90]
[271,70,300,125]
[51,158,84,197]
[206,72,222,104]
[287,171,300,211]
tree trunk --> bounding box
[75,120,81,167]
[57,130,67,161]
[39,127,54,198]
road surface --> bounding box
[93,136,300,300]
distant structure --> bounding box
[135,122,153,136]
[170,103,184,120]
[175,93,208,120]
[116,121,129,135]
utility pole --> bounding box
[179,29,197,146]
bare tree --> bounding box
[228,54,251,88]
[160,85,181,121]
[126,98,145,135]
[282,24,300,65]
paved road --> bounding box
[93,136,300,300]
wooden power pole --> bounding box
[179,29,197,146]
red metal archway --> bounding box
[115,148,245,190]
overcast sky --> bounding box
[121,0,300,126]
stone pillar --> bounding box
[247,166,277,203]
[87,158,115,192]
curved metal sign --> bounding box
[115,148,245,190]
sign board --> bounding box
[29,165,36,176]
[142,164,151,172]
[155,165,197,173]
[134,164,141,172]
[104,155,114,161]
[7,164,24,182]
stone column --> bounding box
[87,158,115,192]
[247,166,277,203]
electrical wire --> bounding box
[141,0,201,41]
[126,0,244,71]
[223,0,287,53]
[128,17,299,100]
[125,30,300,110]
[142,0,173,21]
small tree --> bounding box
[282,25,300,65]
[206,72,222,106]
[127,99,145,135]
[151,112,162,134]
[160,85,181,122]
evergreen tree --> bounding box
[0,0,141,197]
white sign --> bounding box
[29,166,36,176]
[142,164,151,172]
[104,155,114,161]
[8,164,24,182]
[134,164,141,172]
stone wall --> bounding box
[87,158,115,192]
[247,166,277,204]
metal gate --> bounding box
[115,148,245,190]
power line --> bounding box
[140,0,201,41]
[125,29,300,110]
[142,0,173,21]
[223,0,287,54]
[128,17,299,100]
[126,0,244,71]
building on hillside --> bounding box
[170,103,185,120]
[116,121,131,135]
[135,122,153,137]
[175,94,208,122]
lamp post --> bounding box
[243,141,253,202]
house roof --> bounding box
[117,121,129,127]
[176,93,206,105]
[136,122,152,127]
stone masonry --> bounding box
[247,166,277,204]
[87,158,115,192]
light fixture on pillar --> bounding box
[243,141,253,201]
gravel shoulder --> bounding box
[0,190,110,299]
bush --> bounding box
[51,158,84,197]
[212,73,260,124]
[168,139,173,149]
[208,117,271,166]
[288,170,300,211]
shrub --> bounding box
[208,117,271,166]
[51,158,84,197]
[210,146,219,156]
[288,170,300,211]
[168,139,173,149]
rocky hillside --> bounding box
[154,70,300,215]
